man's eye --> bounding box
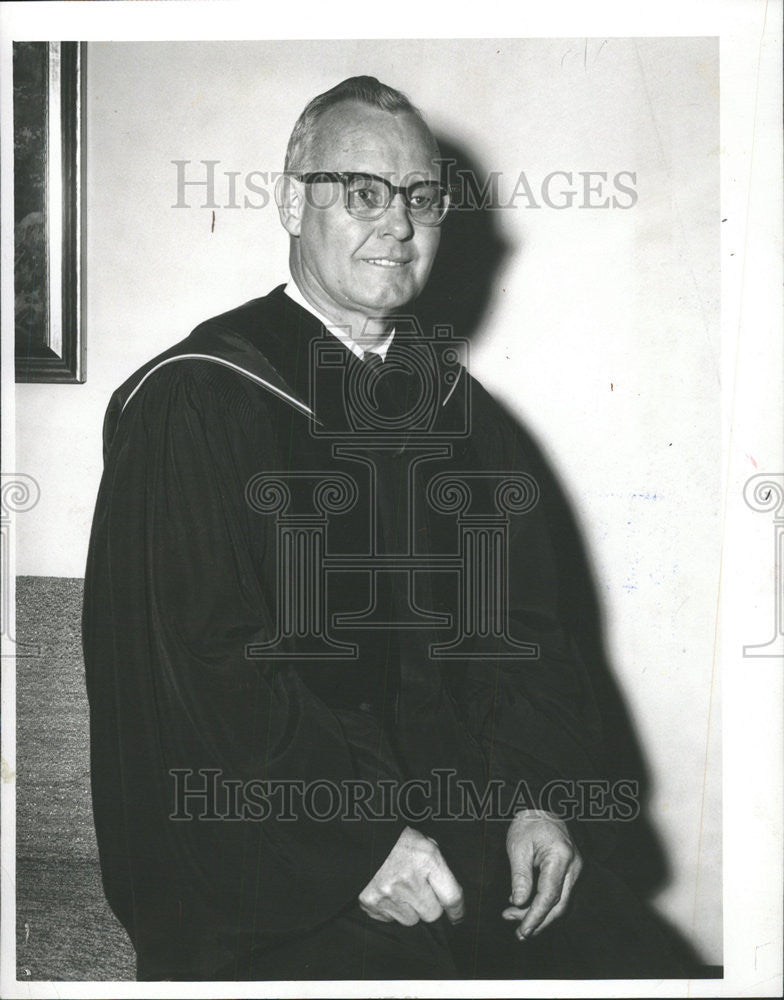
[409,185,441,211]
[354,186,386,207]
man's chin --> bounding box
[354,285,419,317]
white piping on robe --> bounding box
[120,350,463,420]
[120,353,315,418]
[442,365,462,407]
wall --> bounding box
[15,38,721,961]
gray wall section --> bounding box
[15,576,134,981]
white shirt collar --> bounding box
[284,280,394,361]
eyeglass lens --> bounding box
[345,174,446,224]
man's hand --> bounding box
[359,826,465,926]
[502,809,582,940]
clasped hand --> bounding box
[358,826,465,925]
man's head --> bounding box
[276,77,444,339]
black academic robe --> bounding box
[83,285,674,980]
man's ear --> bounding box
[275,174,304,237]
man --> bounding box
[83,76,684,980]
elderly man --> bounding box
[83,76,683,981]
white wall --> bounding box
[15,38,721,961]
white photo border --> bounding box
[1,1,781,998]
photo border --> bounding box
[1,2,781,998]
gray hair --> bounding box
[284,76,430,173]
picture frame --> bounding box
[14,41,84,383]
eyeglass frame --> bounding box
[291,171,452,227]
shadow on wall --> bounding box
[416,137,511,351]
[418,134,686,913]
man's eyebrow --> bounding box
[335,169,443,183]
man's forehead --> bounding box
[311,101,439,174]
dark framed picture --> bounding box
[14,41,85,383]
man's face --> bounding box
[285,102,442,330]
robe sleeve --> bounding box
[461,540,608,815]
[83,360,404,972]
[389,377,612,872]
[453,393,614,857]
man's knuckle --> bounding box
[448,887,465,906]
[549,895,568,916]
[421,839,439,860]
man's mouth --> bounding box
[362,258,410,268]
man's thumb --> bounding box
[510,868,533,908]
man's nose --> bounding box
[377,193,414,240]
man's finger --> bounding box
[527,857,583,937]
[391,874,444,924]
[426,854,465,923]
[508,838,534,907]
[516,850,572,938]
[375,897,421,926]
[359,879,422,926]
[388,898,421,926]
[359,898,394,922]
[412,887,444,924]
[509,868,534,909]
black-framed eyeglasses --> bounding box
[293,171,451,227]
